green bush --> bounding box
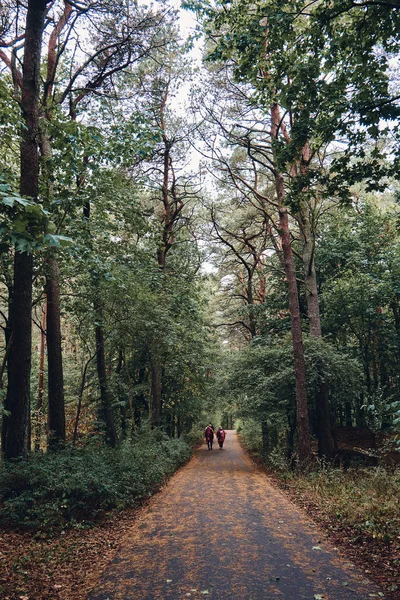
[238,418,291,471]
[0,431,191,531]
[236,419,262,453]
[182,426,203,447]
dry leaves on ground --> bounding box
[0,505,145,600]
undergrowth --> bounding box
[239,423,400,542]
[0,430,192,531]
[284,466,400,542]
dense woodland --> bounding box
[0,0,400,532]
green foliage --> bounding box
[238,418,290,471]
[181,425,204,447]
[391,399,400,447]
[0,180,50,253]
[318,198,400,426]
[190,0,400,200]
[224,336,362,422]
[304,337,364,419]
[0,76,20,173]
[236,418,262,453]
[0,431,191,531]
[0,178,73,254]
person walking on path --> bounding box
[216,426,226,449]
[204,423,214,450]
[88,430,386,600]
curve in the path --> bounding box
[88,431,386,600]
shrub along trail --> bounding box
[88,431,385,600]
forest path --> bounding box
[88,431,385,600]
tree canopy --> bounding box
[0,0,399,470]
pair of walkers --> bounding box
[204,424,226,450]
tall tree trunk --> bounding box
[1,286,13,455]
[46,257,66,449]
[278,204,311,464]
[35,297,46,451]
[177,415,182,438]
[5,253,33,458]
[247,280,257,338]
[356,392,367,428]
[345,401,353,427]
[152,148,169,427]
[73,352,95,446]
[298,209,334,459]
[134,367,146,429]
[40,132,66,450]
[94,300,117,446]
[270,103,311,465]
[300,223,322,337]
[4,0,48,459]
[261,419,269,457]
[151,363,162,428]
[391,298,400,361]
[80,174,117,446]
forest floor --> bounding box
[0,429,398,600]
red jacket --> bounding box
[216,429,226,441]
[204,426,214,441]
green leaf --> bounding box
[44,234,73,247]
[25,204,44,216]
[14,196,30,207]
[15,238,33,253]
[1,196,15,207]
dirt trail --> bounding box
[88,431,386,600]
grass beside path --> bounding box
[238,433,400,599]
[275,468,400,598]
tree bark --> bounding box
[177,415,182,438]
[345,400,353,427]
[46,256,66,449]
[278,203,311,464]
[298,209,334,459]
[4,0,49,459]
[270,102,311,465]
[39,131,66,450]
[247,279,257,338]
[73,352,95,446]
[94,305,117,447]
[299,213,322,337]
[151,363,162,428]
[35,297,46,451]
[5,253,33,459]
[261,419,269,457]
[1,285,13,455]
